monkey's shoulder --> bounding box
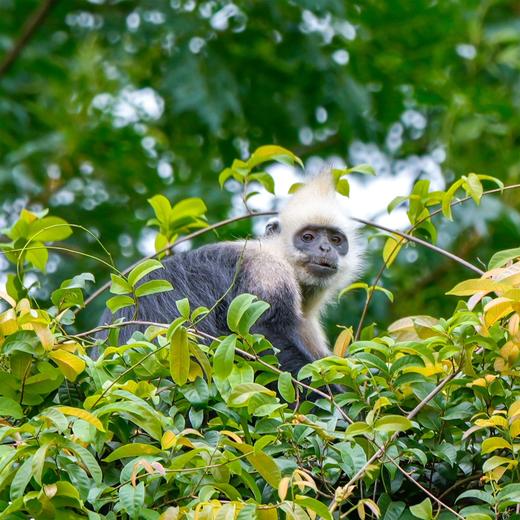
[164,240,292,274]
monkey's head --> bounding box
[269,170,364,290]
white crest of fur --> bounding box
[276,170,364,291]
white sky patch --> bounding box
[91,87,164,127]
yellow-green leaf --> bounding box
[383,235,403,267]
[447,278,505,296]
[247,145,303,169]
[104,443,162,462]
[169,326,189,386]
[57,406,105,432]
[481,437,512,454]
[482,455,517,473]
[49,350,86,382]
[373,415,413,433]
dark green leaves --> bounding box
[106,259,172,313]
[227,294,270,335]
[213,334,237,379]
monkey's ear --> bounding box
[265,218,281,236]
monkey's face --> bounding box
[292,226,349,285]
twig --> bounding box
[352,217,484,276]
[82,211,275,308]
[438,473,482,501]
[340,371,458,489]
[389,459,464,519]
[0,0,59,78]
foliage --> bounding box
[1,0,520,332]
[0,147,519,519]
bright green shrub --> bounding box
[0,148,518,520]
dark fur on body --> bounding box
[99,243,316,375]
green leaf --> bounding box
[61,440,103,483]
[232,443,281,488]
[214,334,237,379]
[219,167,235,187]
[10,456,33,500]
[128,259,164,287]
[0,397,23,419]
[497,483,520,506]
[135,279,173,297]
[32,443,51,484]
[372,285,394,302]
[288,182,304,193]
[456,490,494,504]
[170,326,189,386]
[104,443,162,462]
[388,195,409,213]
[373,415,413,433]
[247,145,303,169]
[488,247,520,270]
[176,298,190,318]
[227,293,256,333]
[106,295,135,313]
[51,287,84,309]
[27,216,72,242]
[441,179,463,220]
[295,496,333,520]
[248,171,275,194]
[228,383,276,407]
[465,173,483,204]
[277,372,295,403]
[345,422,372,437]
[237,300,270,335]
[171,197,207,219]
[26,241,48,271]
[336,178,350,196]
[347,163,376,175]
[482,455,517,473]
[148,195,172,224]
[474,174,504,190]
[109,274,132,295]
[338,282,369,300]
[381,501,406,520]
[119,482,145,518]
[410,498,433,520]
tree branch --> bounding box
[0,0,59,79]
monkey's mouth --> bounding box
[306,259,337,276]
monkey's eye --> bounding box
[301,232,315,242]
[330,235,343,245]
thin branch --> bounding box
[389,459,464,519]
[352,217,484,275]
[341,371,458,489]
[0,0,59,79]
[82,211,275,308]
[438,473,482,501]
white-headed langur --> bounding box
[99,171,364,379]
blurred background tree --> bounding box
[1,0,519,331]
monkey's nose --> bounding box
[319,243,331,252]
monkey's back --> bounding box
[99,243,244,344]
